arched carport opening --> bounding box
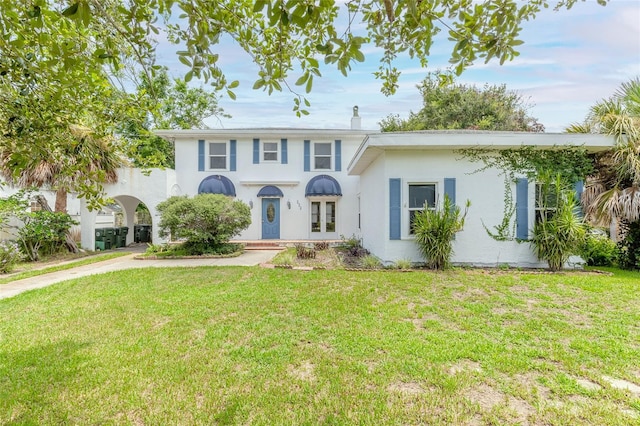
[88,195,153,250]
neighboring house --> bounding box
[58,110,615,267]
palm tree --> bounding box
[566,77,640,230]
[0,125,123,213]
[0,125,124,252]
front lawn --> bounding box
[1,268,639,424]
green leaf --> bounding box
[305,75,313,93]
[226,90,236,100]
[253,0,266,13]
[228,80,239,89]
[61,2,79,17]
[179,56,192,67]
[295,74,307,86]
[253,79,265,90]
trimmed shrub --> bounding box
[579,231,617,267]
[157,194,251,247]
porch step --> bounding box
[241,241,285,250]
[235,240,344,250]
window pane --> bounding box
[315,143,331,156]
[326,202,336,232]
[315,156,331,169]
[264,152,277,161]
[409,184,435,209]
[311,202,320,232]
[409,210,418,234]
[209,143,226,155]
[210,156,226,169]
[536,184,558,208]
[264,142,278,152]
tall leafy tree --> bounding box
[0,0,607,202]
[120,67,228,168]
[0,2,136,209]
[566,77,640,226]
[379,73,544,132]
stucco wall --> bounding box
[172,131,366,241]
[359,149,547,267]
[80,168,177,250]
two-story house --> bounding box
[75,109,613,268]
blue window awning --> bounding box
[305,175,342,197]
[257,185,284,198]
[198,175,236,196]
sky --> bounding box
[156,1,640,132]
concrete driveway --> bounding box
[0,250,278,300]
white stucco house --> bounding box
[72,110,614,268]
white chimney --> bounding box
[351,105,361,130]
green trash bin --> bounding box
[105,228,116,249]
[95,228,107,251]
[117,227,129,248]
[134,225,141,243]
[135,224,152,243]
[141,225,151,243]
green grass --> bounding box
[1,267,640,424]
[0,251,129,285]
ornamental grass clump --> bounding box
[413,195,469,270]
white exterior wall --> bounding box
[360,149,546,267]
[170,129,368,241]
[80,168,178,250]
[358,152,386,255]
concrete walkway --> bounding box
[0,250,278,300]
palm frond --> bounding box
[617,186,640,223]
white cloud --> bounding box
[161,1,640,131]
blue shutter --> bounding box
[230,140,237,171]
[253,138,259,164]
[516,178,529,240]
[389,178,401,240]
[281,139,288,164]
[304,140,310,172]
[335,139,342,171]
[574,180,584,217]
[198,140,205,171]
[444,178,456,210]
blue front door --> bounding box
[262,198,280,239]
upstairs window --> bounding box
[408,183,436,234]
[209,143,226,169]
[263,142,278,162]
[314,143,332,170]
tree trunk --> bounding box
[54,188,67,213]
[35,195,79,253]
